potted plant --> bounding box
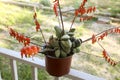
[8,0,119,78]
[41,25,82,76]
[38,0,87,77]
[8,0,95,77]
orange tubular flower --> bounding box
[114,27,120,34]
[53,0,58,16]
[74,0,96,19]
[79,7,86,15]
[92,34,97,44]
[87,6,96,13]
[31,45,39,55]
[102,50,117,66]
[20,45,40,58]
[21,47,26,58]
[9,28,30,46]
[102,50,107,58]
[34,19,40,32]
[75,9,79,16]
[80,16,93,22]
[92,27,120,44]
[93,6,96,12]
[33,10,41,32]
[74,0,87,17]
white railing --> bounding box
[0,47,105,80]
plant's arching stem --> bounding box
[69,16,76,31]
[57,12,61,27]
[97,41,105,50]
[39,28,47,44]
[81,26,120,43]
[58,0,64,35]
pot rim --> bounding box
[45,54,73,59]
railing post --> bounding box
[0,71,3,80]
[31,66,38,80]
[10,59,18,80]
[54,77,59,80]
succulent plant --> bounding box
[41,26,82,58]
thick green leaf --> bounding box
[60,40,71,54]
[61,34,70,40]
[40,48,54,54]
[49,38,59,47]
[54,26,62,38]
[67,32,74,37]
[74,39,82,48]
[73,47,80,53]
[55,50,60,58]
[61,40,72,48]
[49,35,53,41]
[61,50,67,58]
[69,28,75,32]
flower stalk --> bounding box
[33,7,47,44]
[58,0,64,35]
[39,28,47,44]
[69,16,76,31]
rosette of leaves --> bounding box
[41,26,82,58]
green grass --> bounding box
[0,2,32,26]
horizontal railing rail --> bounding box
[0,47,105,80]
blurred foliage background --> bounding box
[0,0,120,80]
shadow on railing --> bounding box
[0,47,105,80]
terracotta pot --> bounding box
[45,55,73,77]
